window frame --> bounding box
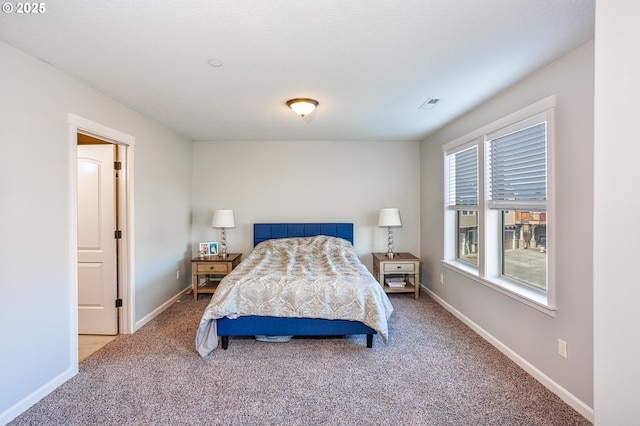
[442,96,556,316]
[445,143,480,266]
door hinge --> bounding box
[115,230,122,239]
[115,299,123,308]
[114,161,122,170]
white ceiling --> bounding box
[0,0,595,142]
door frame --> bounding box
[68,114,135,366]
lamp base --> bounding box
[219,228,228,258]
[386,227,395,259]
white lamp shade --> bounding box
[378,208,402,227]
[211,209,235,228]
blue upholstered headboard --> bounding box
[254,223,354,246]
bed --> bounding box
[195,223,393,357]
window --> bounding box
[442,97,555,314]
[445,145,478,266]
[457,210,478,265]
[488,117,547,291]
[501,210,547,290]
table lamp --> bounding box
[212,209,235,258]
[378,208,402,258]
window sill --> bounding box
[441,260,557,317]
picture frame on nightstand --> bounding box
[198,242,209,255]
[208,242,218,255]
[199,242,218,256]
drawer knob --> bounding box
[397,265,401,269]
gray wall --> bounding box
[0,41,193,421]
[593,1,640,423]
[191,140,421,269]
[420,40,594,410]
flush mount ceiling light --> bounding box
[286,98,319,117]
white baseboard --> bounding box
[0,366,77,426]
[424,287,594,423]
[134,287,189,331]
[1,288,190,425]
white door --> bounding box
[77,144,118,335]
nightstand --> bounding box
[191,253,242,300]
[372,252,420,299]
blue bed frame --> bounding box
[217,223,377,349]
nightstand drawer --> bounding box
[383,262,415,273]
[197,263,229,274]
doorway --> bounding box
[69,114,135,367]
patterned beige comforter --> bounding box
[196,235,393,357]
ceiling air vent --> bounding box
[418,98,440,110]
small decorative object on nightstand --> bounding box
[372,252,420,299]
[191,253,241,300]
[378,208,402,258]
[212,209,235,259]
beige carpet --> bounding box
[10,294,590,425]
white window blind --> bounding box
[488,122,546,209]
[446,145,478,208]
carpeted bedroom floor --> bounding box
[10,293,591,425]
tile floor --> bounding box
[78,335,117,362]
